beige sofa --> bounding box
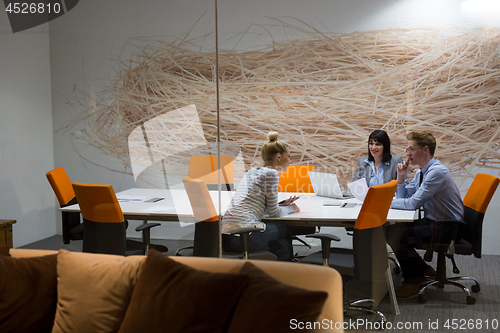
[3,248,344,332]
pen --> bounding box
[279,196,301,204]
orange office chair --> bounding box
[46,167,84,244]
[182,176,276,260]
[72,183,165,255]
[418,173,500,304]
[299,180,398,323]
[278,165,316,250]
[278,165,314,193]
[188,155,234,191]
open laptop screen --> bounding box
[307,171,344,199]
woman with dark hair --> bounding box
[221,131,300,261]
[352,130,404,187]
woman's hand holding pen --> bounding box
[279,196,300,213]
[279,195,300,206]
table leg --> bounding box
[142,220,150,254]
[386,267,400,315]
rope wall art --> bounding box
[62,22,500,189]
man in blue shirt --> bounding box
[387,131,464,299]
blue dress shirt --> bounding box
[367,160,389,187]
[353,155,404,187]
[391,158,464,222]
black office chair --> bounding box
[182,176,277,260]
[299,180,398,323]
[417,173,500,304]
[72,182,167,255]
[277,165,318,252]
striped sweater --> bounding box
[221,167,293,234]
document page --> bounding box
[347,179,368,202]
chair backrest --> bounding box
[183,177,219,257]
[188,155,234,191]
[72,183,126,255]
[278,165,314,193]
[462,173,500,258]
[463,173,499,214]
[46,167,76,207]
[46,167,83,244]
[183,177,218,223]
[72,183,124,223]
[353,180,398,282]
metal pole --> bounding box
[215,0,222,258]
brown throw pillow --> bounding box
[0,254,57,333]
[118,250,250,333]
[52,250,145,333]
[0,245,9,256]
[226,262,328,333]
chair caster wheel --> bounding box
[471,284,480,293]
[466,296,476,305]
[418,294,427,304]
[438,283,445,289]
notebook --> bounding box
[307,171,344,199]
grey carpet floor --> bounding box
[20,235,500,332]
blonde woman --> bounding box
[221,131,300,261]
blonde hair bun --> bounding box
[267,131,280,142]
[261,131,288,167]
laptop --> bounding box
[307,171,344,199]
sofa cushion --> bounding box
[0,245,9,256]
[52,250,145,333]
[0,254,57,333]
[118,250,250,333]
[226,261,328,333]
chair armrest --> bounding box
[424,219,465,261]
[438,219,465,255]
[230,227,264,236]
[345,226,354,236]
[306,233,341,261]
[305,233,341,242]
[230,227,264,258]
[446,220,465,256]
[135,223,161,232]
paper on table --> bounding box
[139,206,175,213]
[347,179,368,202]
[117,195,149,202]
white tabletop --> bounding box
[60,188,416,226]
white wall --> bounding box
[47,0,500,252]
[0,14,56,246]
[49,0,216,240]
